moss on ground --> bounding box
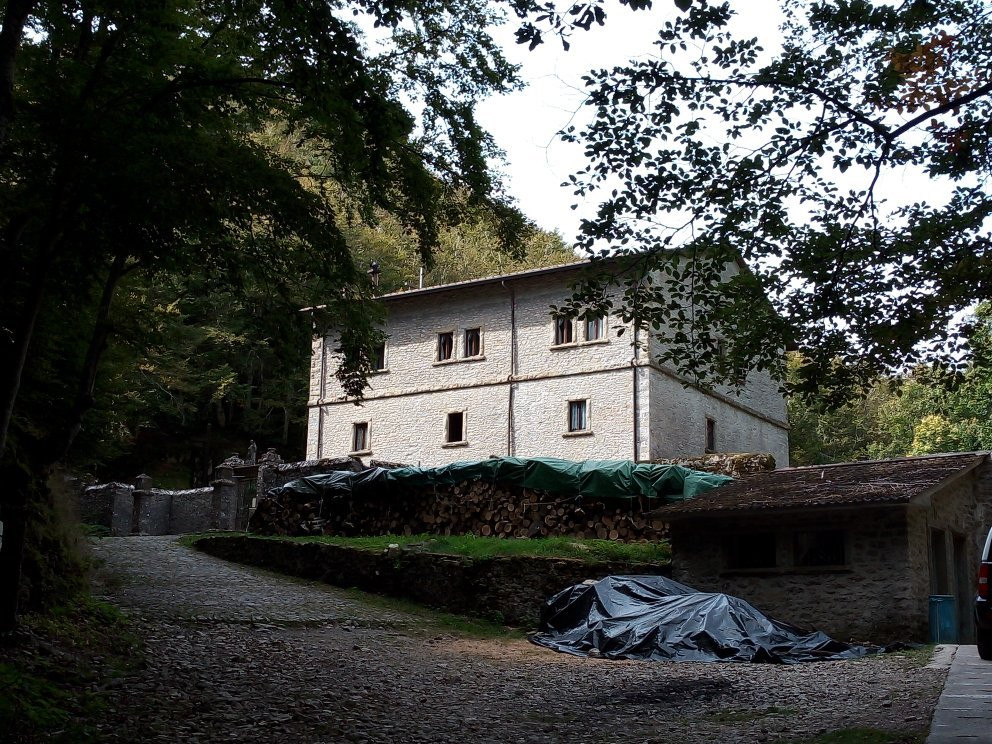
[0,595,141,743]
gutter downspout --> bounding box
[632,321,641,462]
[505,281,517,456]
[317,329,326,459]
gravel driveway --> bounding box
[89,536,945,743]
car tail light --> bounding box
[980,562,990,599]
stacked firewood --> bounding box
[250,479,670,541]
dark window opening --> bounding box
[446,411,464,443]
[352,422,369,452]
[437,332,454,361]
[584,316,605,341]
[553,317,573,345]
[372,342,386,371]
[724,533,777,569]
[931,528,950,595]
[794,530,846,567]
[464,328,482,357]
[568,400,588,432]
[705,417,716,453]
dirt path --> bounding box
[89,536,944,743]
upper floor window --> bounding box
[351,422,370,453]
[553,316,574,346]
[371,341,387,372]
[437,331,454,362]
[584,315,605,341]
[464,328,482,357]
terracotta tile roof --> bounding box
[659,452,988,518]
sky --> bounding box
[475,1,784,240]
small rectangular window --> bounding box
[794,531,846,567]
[351,422,369,453]
[464,328,482,357]
[725,533,777,569]
[705,417,716,453]
[371,342,386,371]
[931,528,949,594]
[568,400,588,432]
[446,411,465,443]
[584,316,605,341]
[437,331,454,361]
[553,316,573,345]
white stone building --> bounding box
[306,261,789,466]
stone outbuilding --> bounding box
[656,452,992,643]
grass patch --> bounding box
[253,533,671,564]
[792,729,925,744]
[887,644,935,667]
[0,595,142,743]
[340,588,528,639]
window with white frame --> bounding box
[567,400,589,433]
[351,422,370,453]
[445,411,465,443]
[437,331,454,361]
[464,327,482,357]
[553,316,574,345]
[584,315,605,341]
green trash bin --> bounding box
[929,595,958,643]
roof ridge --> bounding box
[779,451,989,473]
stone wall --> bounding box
[256,456,363,496]
[78,477,239,536]
[307,266,789,467]
[905,461,992,642]
[648,452,776,479]
[670,506,917,642]
[166,487,219,534]
[194,534,670,627]
[78,482,129,529]
[647,365,790,466]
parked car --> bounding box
[975,525,992,660]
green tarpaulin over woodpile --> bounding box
[268,457,732,504]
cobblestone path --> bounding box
[89,536,945,743]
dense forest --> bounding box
[83,211,573,487]
[789,303,992,466]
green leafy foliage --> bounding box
[789,302,992,464]
[561,0,992,397]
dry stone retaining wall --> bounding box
[194,534,670,626]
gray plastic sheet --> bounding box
[530,575,870,664]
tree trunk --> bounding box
[0,242,50,458]
[48,253,129,463]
